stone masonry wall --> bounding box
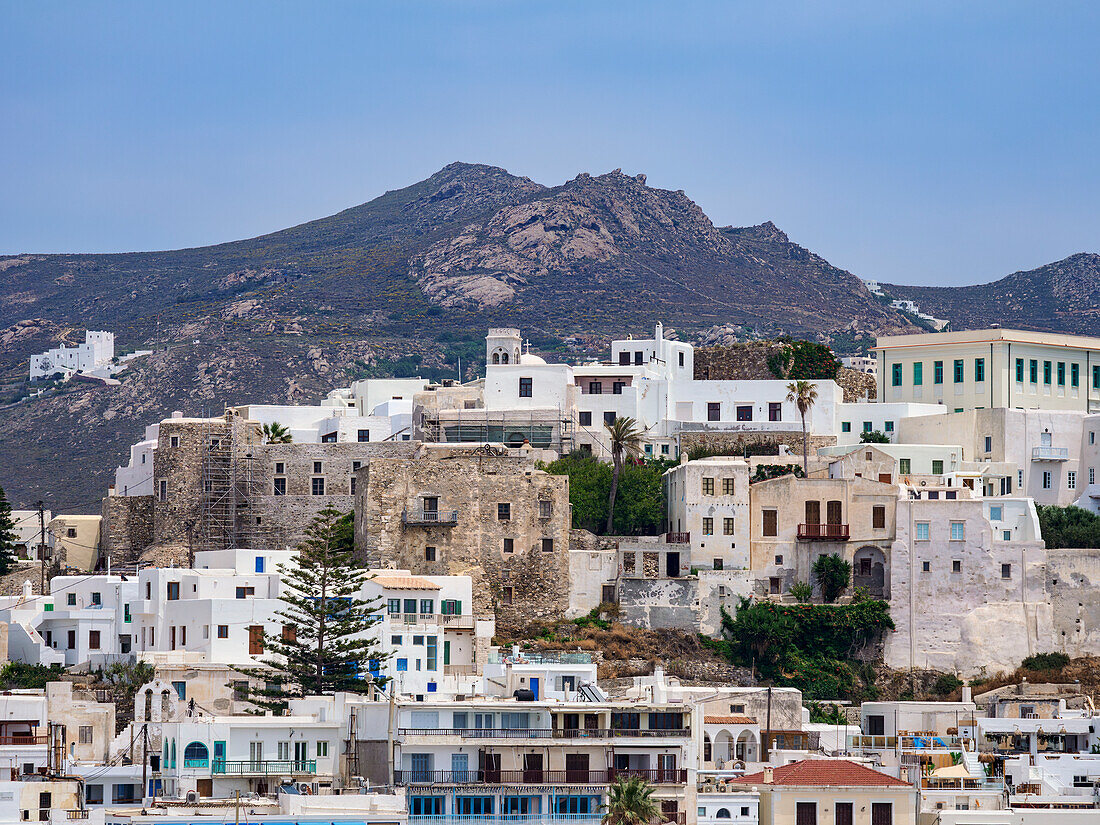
[100,494,154,565]
[355,449,572,630]
[679,430,836,457]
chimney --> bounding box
[763,766,774,783]
[962,685,972,704]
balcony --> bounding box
[399,727,689,742]
[395,768,688,785]
[403,508,459,527]
[0,735,47,746]
[664,532,690,544]
[211,759,317,776]
[1032,446,1069,461]
[410,817,601,825]
[797,523,850,541]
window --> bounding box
[870,802,892,825]
[1030,359,1038,383]
[89,630,100,650]
[158,479,167,502]
[539,500,552,518]
[588,381,601,395]
[67,630,75,649]
[1068,471,1077,489]
[953,359,964,383]
[984,435,992,453]
[541,538,554,552]
[702,477,715,496]
[933,360,943,384]
[404,599,418,613]
[420,599,434,614]
[170,680,186,700]
[932,459,944,475]
[502,586,513,605]
[884,420,894,432]
[1092,431,1096,444]
[915,522,930,541]
[1091,468,1096,485]
[618,351,630,366]
[316,741,328,757]
[762,510,777,536]
[1002,563,1012,579]
[913,361,923,385]
[678,351,685,366]
[519,377,532,397]
[990,505,1003,521]
[273,477,286,496]
[578,411,591,426]
[1058,361,1066,386]
[922,561,930,572]
[722,477,735,495]
[67,593,76,606]
[357,428,370,442]
[613,381,625,395]
[311,477,325,495]
[769,402,782,421]
[274,461,285,475]
[891,363,902,386]
[1072,363,1080,387]
[774,554,783,565]
[723,518,735,535]
[503,538,514,553]
[396,658,408,672]
[497,503,511,520]
[282,624,296,643]
[872,506,885,529]
[841,421,851,433]
[950,522,964,541]
[78,725,93,744]
[350,476,356,495]
[975,358,985,382]
[702,517,713,535]
[217,625,228,638]
[712,558,723,570]
[899,458,911,475]
[736,405,752,421]
[1015,358,1024,382]
[388,598,401,614]
[603,411,616,425]
[952,559,962,573]
[167,582,179,600]
[86,785,103,804]
[424,546,436,561]
[170,435,179,448]
[235,586,254,599]
[1044,360,1052,384]
[1043,471,1052,489]
[863,421,873,433]
[1095,364,1100,389]
[835,802,854,825]
[707,402,721,421]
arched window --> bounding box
[703,733,712,761]
[170,738,177,769]
[716,809,731,819]
[501,352,509,364]
[184,741,209,767]
[492,353,500,364]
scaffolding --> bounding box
[421,406,575,454]
[197,412,270,552]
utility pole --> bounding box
[141,723,148,807]
[762,684,773,764]
[37,502,46,594]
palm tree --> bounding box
[262,421,293,444]
[604,416,644,533]
[601,775,663,825]
[786,380,818,475]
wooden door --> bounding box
[805,500,820,525]
[826,500,842,525]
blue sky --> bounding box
[2,1,1098,286]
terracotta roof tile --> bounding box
[705,715,757,725]
[733,759,911,788]
[371,575,441,590]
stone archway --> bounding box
[853,545,888,598]
[735,729,758,762]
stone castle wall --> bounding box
[679,430,836,457]
[355,451,572,630]
[100,495,154,565]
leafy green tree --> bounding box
[721,599,796,668]
[544,452,671,536]
[1036,505,1100,549]
[234,508,387,712]
[790,581,813,603]
[786,380,819,474]
[261,422,293,444]
[859,430,891,444]
[807,701,847,725]
[0,486,17,575]
[605,417,644,533]
[813,553,851,603]
[602,775,663,825]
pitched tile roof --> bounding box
[734,759,911,788]
[705,715,757,725]
[370,575,441,590]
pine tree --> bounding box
[0,487,18,576]
[235,508,387,712]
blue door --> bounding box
[530,677,539,700]
[213,741,226,772]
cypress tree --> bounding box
[235,508,387,712]
[0,487,18,576]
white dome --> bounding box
[519,353,547,365]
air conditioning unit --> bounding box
[717,783,728,793]
[185,790,199,803]
[298,782,313,794]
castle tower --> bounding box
[486,328,522,366]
